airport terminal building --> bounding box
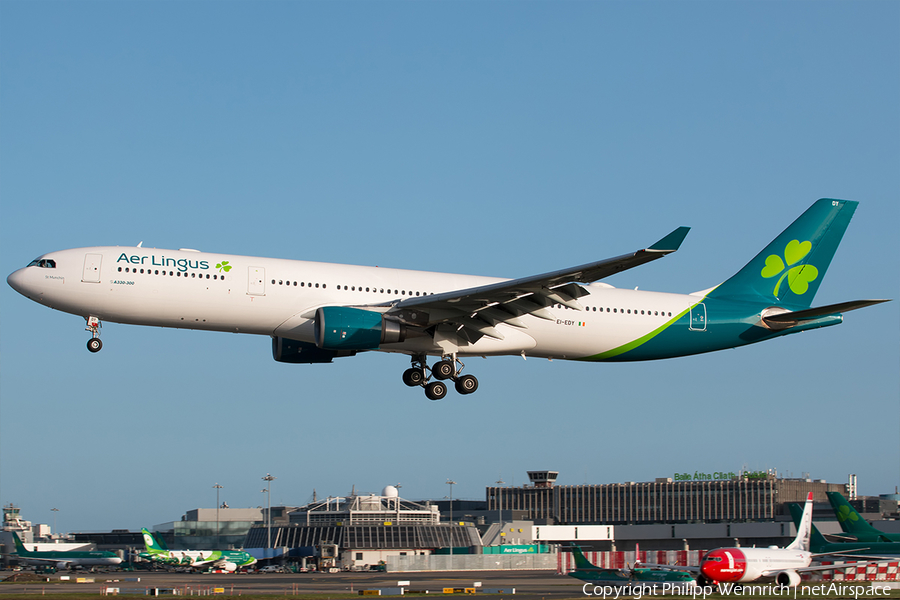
[486,471,848,525]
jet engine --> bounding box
[314,307,407,350]
[272,337,356,364]
[223,562,237,572]
[775,570,801,587]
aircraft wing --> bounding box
[11,555,70,565]
[378,227,690,343]
[761,560,881,577]
[634,562,699,573]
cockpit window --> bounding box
[27,258,57,268]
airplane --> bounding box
[7,531,122,569]
[6,198,889,400]
[566,545,696,587]
[642,493,879,587]
[826,492,900,543]
[139,528,256,571]
[788,502,900,556]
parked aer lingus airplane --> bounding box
[8,531,122,569]
[7,198,888,400]
[139,529,256,571]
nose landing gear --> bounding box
[85,316,102,353]
[401,354,479,400]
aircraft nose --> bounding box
[7,268,29,296]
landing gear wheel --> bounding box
[432,359,455,380]
[87,338,103,353]
[402,367,426,387]
[425,381,448,401]
[455,374,478,395]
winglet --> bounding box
[648,226,690,253]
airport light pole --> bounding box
[51,508,59,537]
[446,479,456,569]
[262,474,276,553]
[495,479,505,530]
[213,483,223,548]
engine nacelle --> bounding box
[775,570,801,587]
[315,307,406,350]
[272,337,356,364]
[223,562,237,572]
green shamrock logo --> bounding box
[836,505,859,523]
[760,239,818,298]
[215,260,232,273]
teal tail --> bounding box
[706,199,858,307]
[571,545,600,571]
[11,531,28,553]
[826,492,893,541]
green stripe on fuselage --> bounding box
[578,298,842,362]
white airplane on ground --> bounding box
[7,199,887,400]
[641,493,879,587]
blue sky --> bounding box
[1,1,897,534]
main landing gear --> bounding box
[85,316,103,353]
[402,354,479,400]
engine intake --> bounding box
[775,570,801,587]
[315,307,407,350]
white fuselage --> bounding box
[8,246,699,359]
[700,546,811,584]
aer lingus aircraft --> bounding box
[8,531,122,569]
[7,198,888,400]
[826,492,900,543]
[139,529,256,571]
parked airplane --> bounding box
[643,494,877,587]
[7,199,888,400]
[788,502,900,556]
[566,545,696,587]
[8,531,122,569]
[139,528,256,571]
[826,492,900,543]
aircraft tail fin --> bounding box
[827,492,884,537]
[706,199,858,307]
[141,528,166,554]
[11,531,28,554]
[570,545,600,571]
[788,501,830,549]
[786,492,814,551]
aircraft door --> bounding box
[82,253,102,283]
[248,266,266,296]
[690,302,707,331]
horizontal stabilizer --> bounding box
[764,299,890,324]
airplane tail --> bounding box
[786,492,814,551]
[141,528,166,554]
[570,545,601,571]
[826,492,885,538]
[789,501,830,549]
[11,531,28,554]
[705,199,858,307]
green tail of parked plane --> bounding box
[787,502,900,556]
[826,492,900,543]
[566,545,696,587]
[139,528,256,571]
[8,531,122,568]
